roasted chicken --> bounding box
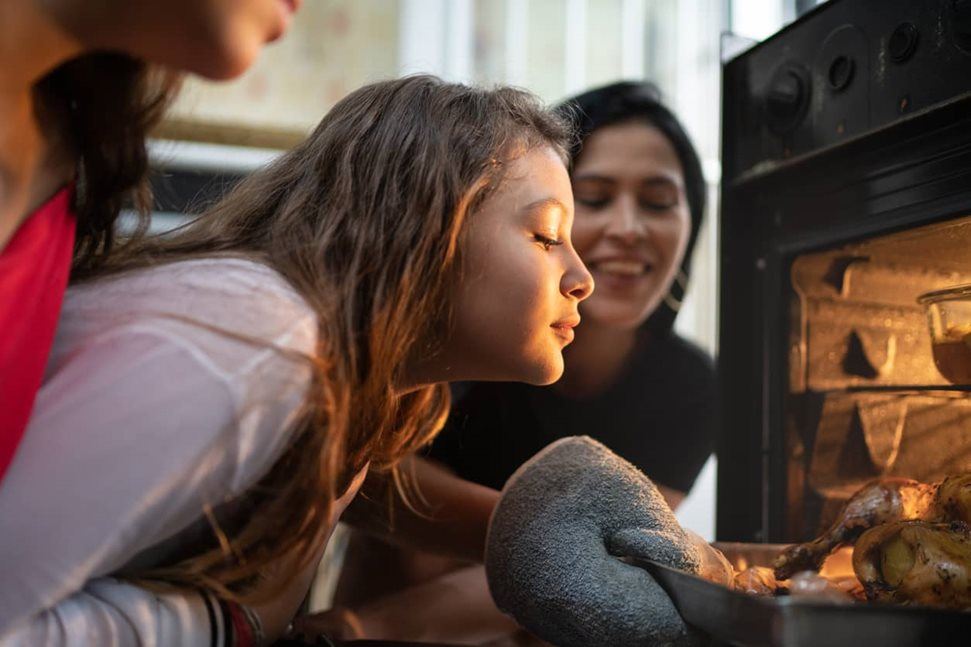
[679,474,971,609]
[852,520,971,607]
[773,477,938,579]
[773,473,971,579]
[934,473,971,525]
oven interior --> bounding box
[717,0,971,544]
[785,216,971,541]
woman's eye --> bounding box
[534,234,564,250]
[640,200,677,212]
[575,196,611,209]
[638,188,679,212]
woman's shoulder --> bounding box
[659,333,714,365]
[12,260,322,619]
[66,257,315,343]
[635,332,716,383]
[68,256,310,308]
[39,257,318,491]
[55,257,318,380]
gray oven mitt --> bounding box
[485,436,703,647]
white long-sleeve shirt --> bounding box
[0,258,317,645]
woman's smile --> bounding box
[586,254,657,294]
[570,122,691,329]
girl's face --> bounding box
[45,0,299,79]
[439,146,594,386]
[570,121,692,330]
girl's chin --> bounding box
[522,355,564,386]
[453,350,562,386]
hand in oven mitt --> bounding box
[485,436,703,647]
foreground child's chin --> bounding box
[525,362,564,386]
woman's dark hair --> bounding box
[555,81,706,335]
[33,52,182,275]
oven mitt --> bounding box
[485,436,703,647]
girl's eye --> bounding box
[534,234,564,251]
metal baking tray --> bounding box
[638,542,971,647]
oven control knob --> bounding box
[827,55,855,91]
[889,22,919,62]
[953,0,971,53]
[765,64,810,134]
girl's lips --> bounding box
[551,325,576,344]
[551,315,579,344]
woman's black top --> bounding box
[428,333,717,493]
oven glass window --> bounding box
[785,215,971,539]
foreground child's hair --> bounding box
[100,75,571,599]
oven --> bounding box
[718,0,971,545]
[676,2,971,642]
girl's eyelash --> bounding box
[534,234,563,250]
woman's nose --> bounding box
[562,248,594,302]
[604,193,646,244]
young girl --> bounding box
[0,75,592,645]
[436,80,716,505]
[317,80,715,645]
[0,0,298,484]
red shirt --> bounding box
[0,187,75,482]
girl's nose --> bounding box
[562,247,594,301]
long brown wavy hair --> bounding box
[97,75,571,600]
[32,52,181,272]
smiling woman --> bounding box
[570,120,690,330]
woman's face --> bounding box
[45,0,299,79]
[441,146,594,386]
[570,121,692,330]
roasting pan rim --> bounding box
[635,541,971,647]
